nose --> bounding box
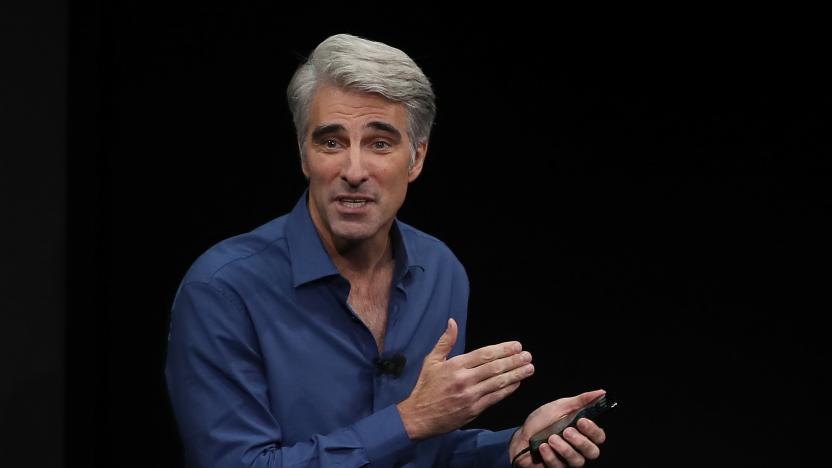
[340,146,369,187]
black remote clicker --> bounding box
[527,394,618,464]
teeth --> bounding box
[341,199,367,207]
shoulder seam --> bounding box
[179,280,245,315]
[205,234,288,282]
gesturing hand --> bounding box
[396,318,535,440]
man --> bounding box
[166,33,608,467]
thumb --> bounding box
[428,318,458,361]
[567,389,607,412]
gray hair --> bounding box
[287,34,436,165]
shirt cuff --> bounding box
[351,404,415,464]
[476,427,518,467]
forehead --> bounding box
[308,84,408,130]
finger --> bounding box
[576,418,606,445]
[562,426,600,460]
[453,340,522,369]
[547,434,586,467]
[472,362,534,398]
[538,442,566,468]
[471,380,521,414]
[513,451,533,468]
[469,350,532,383]
[427,318,458,362]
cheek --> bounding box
[305,159,340,182]
[378,164,406,183]
[384,171,411,202]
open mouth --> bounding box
[339,199,369,208]
[335,196,373,210]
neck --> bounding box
[305,205,396,277]
[328,231,394,278]
[306,195,396,277]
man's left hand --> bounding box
[509,390,608,467]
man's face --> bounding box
[302,84,426,250]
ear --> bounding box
[300,145,310,178]
[407,141,428,183]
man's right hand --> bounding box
[396,318,534,440]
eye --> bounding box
[372,141,391,150]
[316,138,343,152]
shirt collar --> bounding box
[286,190,424,288]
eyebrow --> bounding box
[309,121,403,143]
[310,124,345,142]
[365,121,402,142]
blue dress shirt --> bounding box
[165,192,515,467]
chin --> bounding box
[331,223,379,243]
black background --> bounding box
[3,2,830,467]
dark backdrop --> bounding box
[1,1,65,466]
[4,2,830,467]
